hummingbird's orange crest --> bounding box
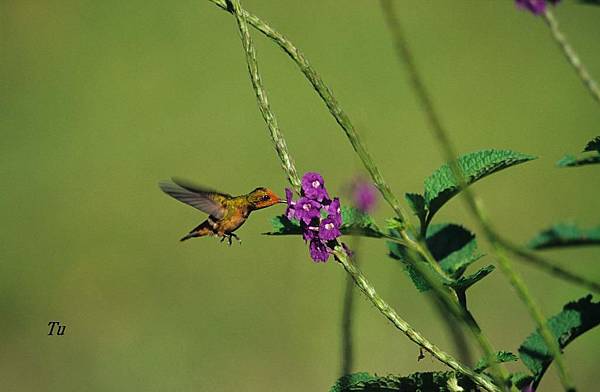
[159,178,282,245]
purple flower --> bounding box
[352,179,377,213]
[283,172,350,262]
[326,197,342,226]
[516,0,560,15]
[301,172,329,202]
[295,197,322,224]
[309,239,330,262]
[319,217,341,241]
[285,188,296,220]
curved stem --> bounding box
[226,0,301,193]
[333,248,500,392]
[340,237,360,377]
[498,238,600,294]
[208,0,411,224]
[543,9,600,104]
[379,1,576,390]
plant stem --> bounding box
[543,9,600,104]
[208,0,410,224]
[340,236,360,377]
[226,0,301,193]
[379,1,576,390]
[498,238,600,294]
[333,248,500,392]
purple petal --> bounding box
[285,188,296,219]
[515,0,555,15]
[295,197,322,224]
[309,239,330,262]
[319,217,341,241]
[301,172,329,201]
[353,180,377,213]
[326,198,342,226]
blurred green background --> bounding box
[2,1,600,391]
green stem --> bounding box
[333,248,500,392]
[498,238,600,294]
[340,236,360,377]
[379,1,576,390]
[208,0,410,224]
[543,9,600,104]
[226,0,301,193]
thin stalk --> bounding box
[379,1,575,390]
[208,0,410,224]
[543,9,600,104]
[498,238,600,294]
[340,236,360,377]
[226,0,301,193]
[333,248,500,392]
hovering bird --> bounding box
[159,178,283,244]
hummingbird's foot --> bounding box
[230,233,242,245]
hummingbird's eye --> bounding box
[261,195,270,202]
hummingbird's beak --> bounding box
[278,200,287,204]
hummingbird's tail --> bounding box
[180,232,197,242]
[180,220,213,242]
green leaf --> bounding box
[474,351,518,373]
[556,154,600,167]
[449,265,495,291]
[264,215,302,235]
[557,136,600,167]
[330,373,376,392]
[405,193,427,228]
[583,136,600,153]
[527,223,600,250]
[388,237,441,292]
[388,224,490,292]
[427,224,484,279]
[518,295,600,385]
[330,371,477,392]
[510,372,534,390]
[423,149,536,221]
[340,206,384,238]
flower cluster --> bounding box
[515,0,560,15]
[285,172,345,262]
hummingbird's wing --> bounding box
[159,178,231,220]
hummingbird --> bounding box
[159,178,283,245]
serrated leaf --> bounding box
[388,224,488,292]
[518,295,600,385]
[427,224,484,279]
[405,193,427,228]
[330,371,477,392]
[449,265,495,291]
[423,149,536,221]
[330,373,377,392]
[388,239,441,292]
[583,136,600,153]
[527,223,600,250]
[340,206,384,238]
[474,351,518,373]
[264,216,302,235]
